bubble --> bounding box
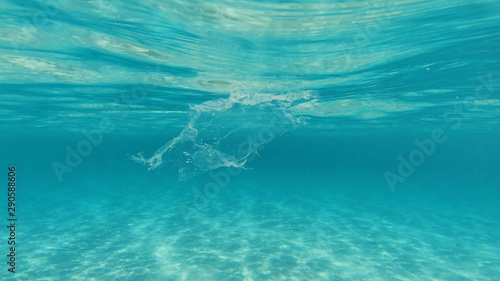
[131,91,314,180]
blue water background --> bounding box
[1,0,500,280]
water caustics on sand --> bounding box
[131,91,316,179]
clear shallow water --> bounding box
[1,0,499,280]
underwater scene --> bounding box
[1,0,499,280]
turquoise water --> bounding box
[1,0,500,280]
